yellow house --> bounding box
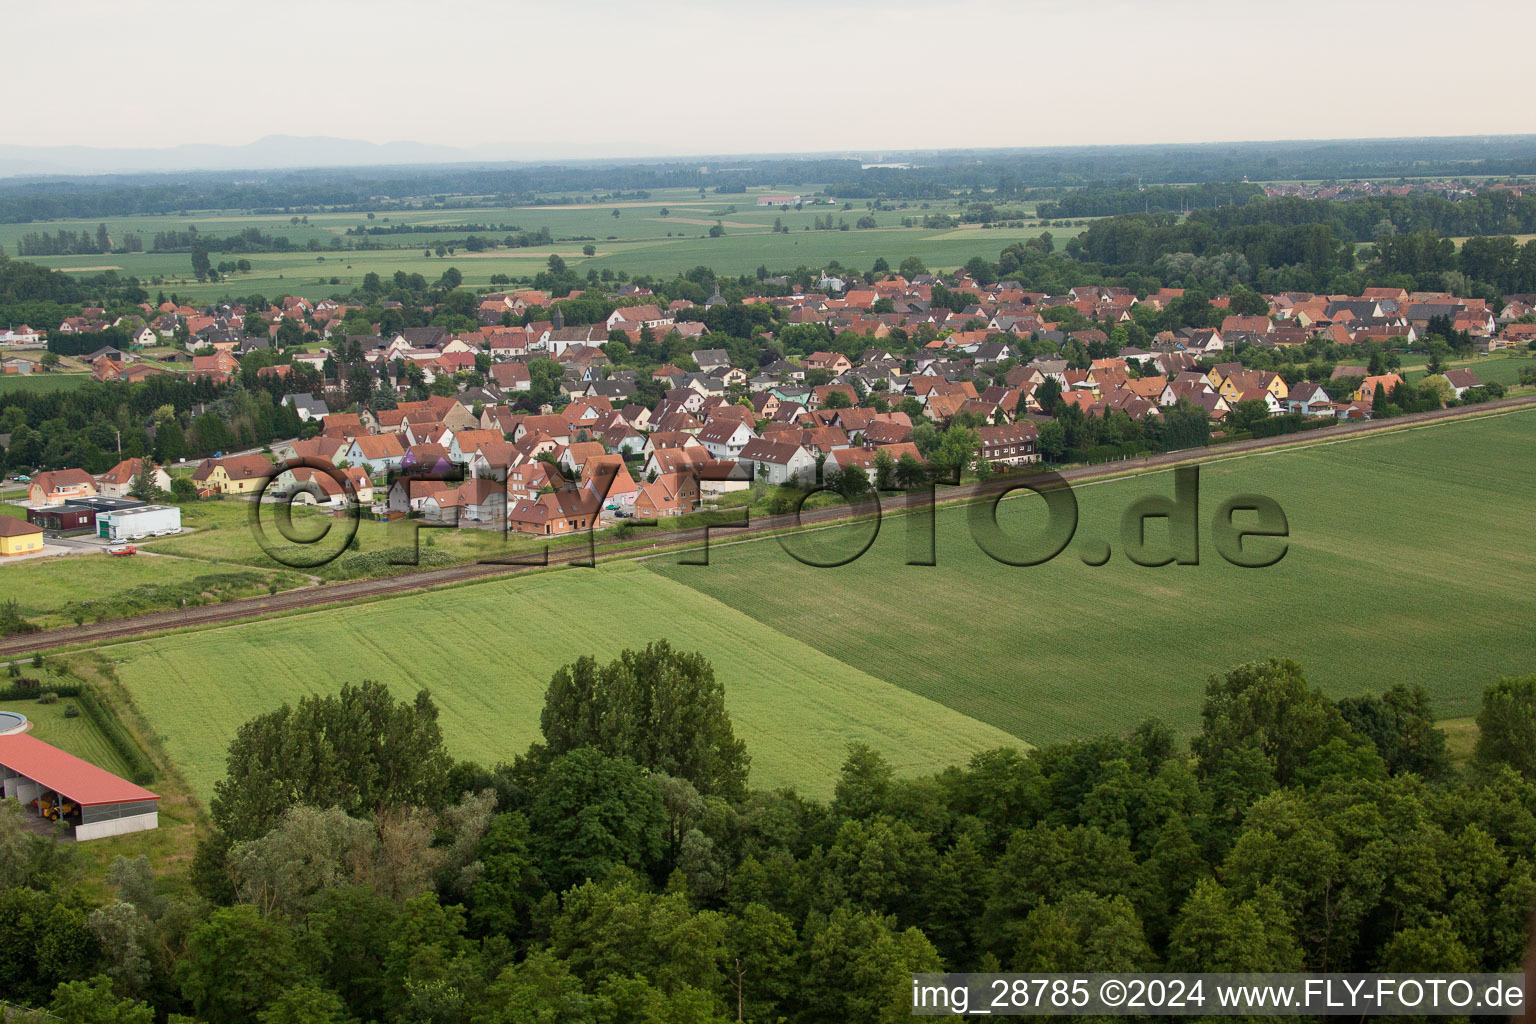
[191,454,273,495]
[1218,371,1289,403]
[0,517,45,556]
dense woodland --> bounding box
[2,647,1534,1023]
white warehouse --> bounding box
[96,504,182,542]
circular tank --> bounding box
[0,710,29,735]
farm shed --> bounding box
[0,733,159,841]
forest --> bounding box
[2,645,1534,1023]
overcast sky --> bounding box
[8,0,1531,157]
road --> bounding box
[1,394,1531,659]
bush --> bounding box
[63,704,79,719]
[37,692,59,705]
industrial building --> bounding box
[0,734,159,841]
[27,495,146,535]
[96,504,182,541]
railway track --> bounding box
[3,392,1531,659]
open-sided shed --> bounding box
[0,734,158,841]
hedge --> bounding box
[74,688,157,786]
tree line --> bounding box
[3,645,1534,1023]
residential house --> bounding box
[96,458,171,499]
[27,469,98,506]
[737,439,816,486]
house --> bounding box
[27,469,98,506]
[343,433,407,475]
[96,459,171,499]
[284,393,330,422]
[0,517,45,557]
[1284,383,1335,417]
[691,349,731,373]
[190,351,239,383]
[804,351,853,375]
[976,423,1041,467]
[507,488,603,536]
[455,479,507,524]
[633,471,700,519]
[191,454,273,495]
[737,439,816,486]
[1442,368,1483,398]
[694,460,752,498]
[1352,374,1404,405]
[696,420,758,460]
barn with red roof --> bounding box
[0,734,159,840]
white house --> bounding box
[738,439,816,487]
[696,420,758,460]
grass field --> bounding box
[649,408,1536,744]
[0,373,94,394]
[0,549,307,629]
[1401,352,1535,387]
[0,696,132,776]
[93,408,1536,803]
[99,561,1019,802]
[8,187,1081,300]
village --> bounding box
[3,269,1532,554]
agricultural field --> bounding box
[98,561,1019,802]
[9,186,1080,300]
[1401,351,1535,387]
[0,372,94,395]
[650,407,1536,744]
[0,696,131,776]
[93,408,1536,803]
[0,548,307,629]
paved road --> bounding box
[1,394,1531,659]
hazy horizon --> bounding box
[9,0,1532,165]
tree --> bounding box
[256,985,351,1024]
[529,748,666,892]
[48,975,155,1024]
[1191,659,1348,789]
[210,682,454,841]
[178,905,306,1024]
[1472,674,1536,780]
[170,475,198,503]
[467,813,542,939]
[582,244,596,257]
[1337,685,1451,779]
[39,350,60,371]
[538,642,749,799]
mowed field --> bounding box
[0,548,306,629]
[94,408,1535,802]
[12,187,1077,300]
[650,408,1536,743]
[0,697,132,776]
[100,561,1020,802]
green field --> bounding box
[100,561,1019,802]
[1402,352,1535,387]
[95,408,1536,803]
[651,408,1536,744]
[0,549,306,629]
[0,697,132,776]
[8,187,1079,300]
[0,373,94,394]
